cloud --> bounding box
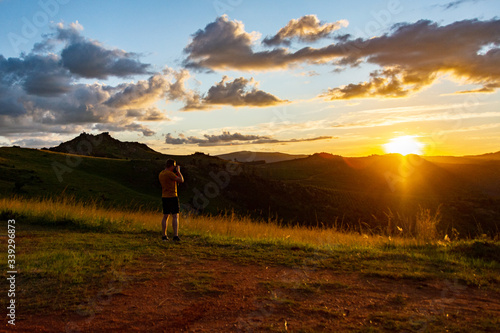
[441,0,481,10]
[0,38,284,139]
[92,122,156,136]
[183,15,292,71]
[0,53,73,96]
[35,22,150,79]
[320,19,500,99]
[0,84,28,117]
[202,76,287,108]
[0,22,167,139]
[165,131,332,146]
[61,42,149,79]
[184,16,500,96]
[263,15,348,46]
[0,77,167,137]
[163,68,287,110]
[455,82,500,94]
[125,107,169,121]
[327,105,500,129]
[11,137,64,148]
[163,68,210,111]
[105,74,169,109]
[320,68,428,100]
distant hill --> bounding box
[467,151,500,160]
[421,151,500,164]
[2,139,500,237]
[217,151,308,163]
[48,132,164,160]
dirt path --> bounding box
[14,259,500,332]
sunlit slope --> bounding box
[0,147,162,209]
[0,147,237,211]
[257,153,464,197]
[253,153,500,234]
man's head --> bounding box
[165,159,176,171]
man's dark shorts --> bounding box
[162,197,180,214]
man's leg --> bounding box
[172,213,179,237]
[161,214,169,237]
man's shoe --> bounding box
[173,236,180,242]
[162,235,169,241]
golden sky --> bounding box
[0,0,499,156]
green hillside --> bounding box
[1,136,499,238]
[0,144,249,215]
[0,147,160,210]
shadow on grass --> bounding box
[0,208,155,236]
[450,240,500,263]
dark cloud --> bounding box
[0,22,164,138]
[165,131,332,146]
[92,122,156,137]
[202,76,287,108]
[263,15,348,46]
[34,22,150,79]
[61,42,149,79]
[184,16,500,97]
[0,78,165,137]
[183,15,292,71]
[0,84,27,116]
[0,54,73,96]
[0,43,283,139]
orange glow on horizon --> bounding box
[383,135,425,155]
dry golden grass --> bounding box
[1,196,428,248]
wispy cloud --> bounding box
[441,0,482,10]
[328,104,500,129]
[165,131,332,146]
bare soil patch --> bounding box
[14,259,500,332]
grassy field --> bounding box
[1,196,499,331]
[3,144,500,239]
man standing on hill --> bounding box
[159,159,184,241]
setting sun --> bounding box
[383,136,424,155]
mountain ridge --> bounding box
[48,132,164,160]
[46,132,500,162]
